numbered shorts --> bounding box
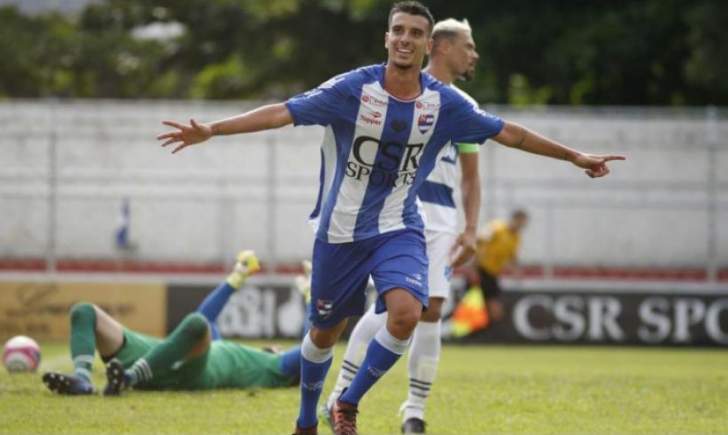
[425,230,456,299]
[309,228,429,329]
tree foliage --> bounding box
[0,0,725,105]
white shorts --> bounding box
[425,230,457,300]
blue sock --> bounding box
[297,334,333,429]
[196,282,236,339]
[279,346,301,378]
[339,327,410,406]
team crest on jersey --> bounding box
[418,113,435,134]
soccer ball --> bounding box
[3,335,41,373]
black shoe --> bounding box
[42,372,94,395]
[402,417,426,434]
[102,359,127,396]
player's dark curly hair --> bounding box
[388,1,435,33]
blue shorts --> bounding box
[309,229,429,328]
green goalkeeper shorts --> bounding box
[111,328,163,369]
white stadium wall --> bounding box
[0,101,726,268]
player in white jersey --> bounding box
[323,18,486,434]
[157,3,624,433]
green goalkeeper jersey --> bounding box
[116,328,295,391]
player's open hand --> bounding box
[571,153,626,178]
[450,231,477,268]
[157,119,213,154]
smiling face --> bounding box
[385,12,432,71]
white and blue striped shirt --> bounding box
[417,86,481,235]
[286,64,503,244]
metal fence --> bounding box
[0,101,726,278]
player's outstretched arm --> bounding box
[492,121,626,178]
[157,103,294,154]
[451,150,480,267]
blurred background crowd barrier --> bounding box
[1,100,726,280]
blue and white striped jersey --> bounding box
[417,85,481,235]
[286,64,503,244]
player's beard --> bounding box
[389,45,423,71]
[392,59,417,70]
[459,66,476,81]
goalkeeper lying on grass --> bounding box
[42,251,301,395]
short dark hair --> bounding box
[388,1,435,33]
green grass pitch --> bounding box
[1,341,727,434]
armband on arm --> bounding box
[457,143,480,154]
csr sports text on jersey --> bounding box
[285,64,503,244]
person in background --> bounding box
[475,209,529,327]
[43,251,302,395]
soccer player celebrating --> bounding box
[157,2,623,433]
[323,17,485,434]
[42,251,301,395]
